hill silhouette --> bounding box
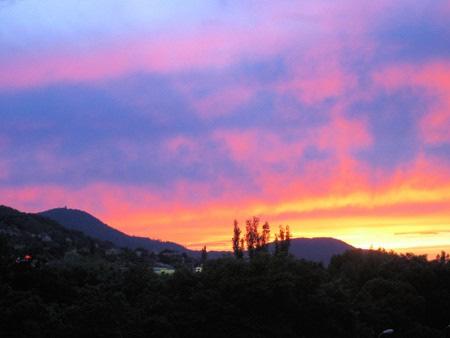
[0,205,117,262]
[272,237,353,264]
[2,205,449,337]
[39,207,188,253]
[39,207,352,263]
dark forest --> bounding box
[1,208,449,337]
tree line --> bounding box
[1,218,450,337]
[232,217,291,259]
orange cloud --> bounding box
[2,148,449,255]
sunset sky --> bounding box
[1,1,450,255]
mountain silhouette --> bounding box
[38,207,353,262]
[0,205,114,260]
[39,207,188,253]
[272,237,353,264]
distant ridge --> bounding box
[38,207,353,262]
[273,237,354,264]
[39,208,188,253]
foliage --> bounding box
[234,217,290,259]
[1,208,449,337]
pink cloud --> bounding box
[213,129,304,170]
[2,0,449,253]
[279,60,358,105]
[0,23,293,90]
[374,61,450,144]
[0,1,393,91]
[315,113,372,153]
[1,151,448,251]
[207,111,373,200]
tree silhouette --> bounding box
[4,206,450,337]
[232,220,243,259]
[281,225,291,256]
[259,221,270,252]
[274,225,290,256]
[239,238,245,257]
[436,250,449,264]
[236,219,289,257]
[201,246,207,263]
[245,217,260,259]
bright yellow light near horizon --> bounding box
[108,183,450,225]
[286,214,450,257]
[104,182,450,256]
[186,214,450,253]
[260,185,450,216]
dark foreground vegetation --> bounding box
[1,207,450,337]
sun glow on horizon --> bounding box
[1,1,450,257]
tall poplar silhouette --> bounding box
[281,225,291,255]
[245,217,259,259]
[275,225,290,257]
[260,221,270,252]
[201,246,207,263]
[232,220,243,259]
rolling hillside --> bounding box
[39,208,188,253]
